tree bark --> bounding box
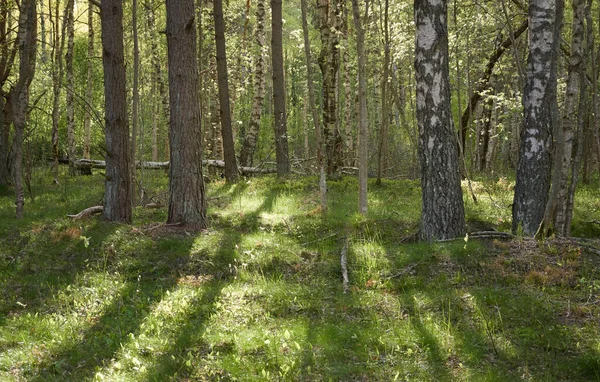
[214,0,239,182]
[65,0,75,175]
[239,0,267,168]
[83,1,94,159]
[512,0,563,236]
[301,0,327,211]
[50,0,65,183]
[376,0,390,185]
[271,0,290,176]
[131,0,140,205]
[13,0,37,219]
[415,0,465,241]
[100,0,132,222]
[318,0,342,176]
[352,0,368,215]
[166,0,207,229]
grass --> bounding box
[1,168,600,381]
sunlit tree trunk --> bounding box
[415,0,465,240]
[166,0,207,228]
[301,0,327,211]
[0,0,17,187]
[13,0,37,219]
[101,0,132,222]
[239,0,266,168]
[65,0,75,175]
[83,1,94,159]
[513,0,563,236]
[50,0,65,183]
[214,0,239,182]
[318,0,342,176]
[352,0,368,215]
[271,0,290,176]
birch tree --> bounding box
[512,0,563,236]
[415,0,465,240]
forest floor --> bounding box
[1,169,600,381]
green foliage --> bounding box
[1,173,600,380]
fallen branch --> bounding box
[385,262,421,279]
[469,231,514,240]
[340,237,349,294]
[67,205,103,220]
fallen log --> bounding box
[67,205,104,220]
[72,159,278,175]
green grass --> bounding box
[1,169,600,381]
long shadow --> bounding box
[27,228,197,381]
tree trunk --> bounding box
[271,0,290,176]
[131,0,140,205]
[13,0,37,219]
[50,0,65,183]
[376,0,390,185]
[352,0,368,215]
[512,0,563,236]
[83,1,94,159]
[301,0,327,211]
[166,0,207,229]
[214,0,239,182]
[65,0,75,175]
[239,0,267,168]
[0,94,11,187]
[318,0,342,176]
[144,0,170,161]
[100,0,132,222]
[415,0,465,241]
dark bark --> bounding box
[271,0,290,176]
[131,0,140,204]
[214,0,239,182]
[0,94,11,186]
[65,0,75,175]
[13,0,37,219]
[0,0,17,187]
[166,0,207,229]
[100,0,132,222]
[512,0,563,236]
[376,0,390,185]
[83,1,94,159]
[415,0,465,241]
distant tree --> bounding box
[100,0,132,222]
[214,0,238,182]
[351,0,368,215]
[166,0,207,228]
[12,0,37,218]
[82,1,95,160]
[512,0,563,236]
[415,0,465,240]
[65,0,75,175]
[239,0,267,168]
[271,0,290,176]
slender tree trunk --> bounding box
[13,0,37,219]
[101,0,132,222]
[83,1,94,159]
[214,0,239,182]
[376,0,390,185]
[590,1,600,185]
[239,0,266,167]
[130,0,140,204]
[478,95,493,172]
[166,0,207,228]
[50,0,65,183]
[271,0,290,176]
[415,0,465,240]
[352,0,368,215]
[65,0,75,175]
[0,95,10,186]
[512,0,563,236]
[301,0,327,211]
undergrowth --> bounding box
[0,169,599,381]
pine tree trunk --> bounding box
[271,0,290,176]
[239,0,267,168]
[351,0,367,215]
[65,0,75,175]
[100,0,132,222]
[131,0,140,204]
[50,0,65,183]
[166,0,207,229]
[13,0,37,219]
[376,0,390,185]
[83,1,94,159]
[415,0,465,241]
[513,0,563,236]
[214,0,239,182]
